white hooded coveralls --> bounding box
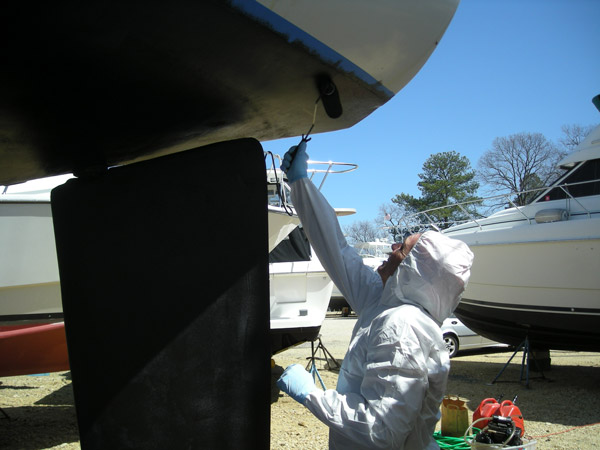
[290,178,473,449]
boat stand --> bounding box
[305,335,341,390]
[489,337,546,388]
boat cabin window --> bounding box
[269,227,311,263]
[537,159,600,202]
[267,184,280,206]
[267,182,291,207]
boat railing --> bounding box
[389,178,600,235]
[264,151,357,212]
[306,159,358,191]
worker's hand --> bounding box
[280,140,308,183]
[276,363,316,404]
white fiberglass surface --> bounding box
[445,212,600,246]
[461,236,600,310]
[0,203,58,287]
[256,0,458,94]
[0,283,62,317]
[269,271,333,329]
[267,208,300,252]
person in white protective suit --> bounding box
[276,141,474,449]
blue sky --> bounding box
[262,0,600,229]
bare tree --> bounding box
[343,220,385,245]
[477,132,566,205]
[559,124,597,152]
[377,203,405,242]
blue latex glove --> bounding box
[280,140,309,183]
[276,363,316,404]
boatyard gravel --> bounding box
[2,314,599,449]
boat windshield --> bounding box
[534,158,600,203]
[267,178,291,208]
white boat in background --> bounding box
[355,238,394,268]
[0,175,72,326]
[269,226,333,354]
[269,206,359,353]
[398,106,600,351]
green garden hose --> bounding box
[433,428,480,450]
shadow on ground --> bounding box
[1,403,78,450]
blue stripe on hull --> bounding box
[230,0,394,97]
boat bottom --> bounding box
[456,299,600,352]
[270,326,321,355]
[0,313,64,327]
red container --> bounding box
[473,398,501,428]
[500,400,525,434]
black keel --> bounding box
[51,139,270,449]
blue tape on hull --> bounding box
[230,0,394,98]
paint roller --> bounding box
[286,74,343,161]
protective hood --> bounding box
[380,230,474,326]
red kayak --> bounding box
[0,322,69,377]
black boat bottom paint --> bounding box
[456,299,600,351]
[270,326,321,355]
[51,139,270,449]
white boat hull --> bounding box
[269,257,333,354]
[0,202,63,325]
[444,205,600,351]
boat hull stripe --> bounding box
[460,298,600,315]
[0,313,64,324]
[230,0,393,97]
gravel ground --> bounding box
[2,313,599,449]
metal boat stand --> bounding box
[489,336,547,388]
[305,335,341,390]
